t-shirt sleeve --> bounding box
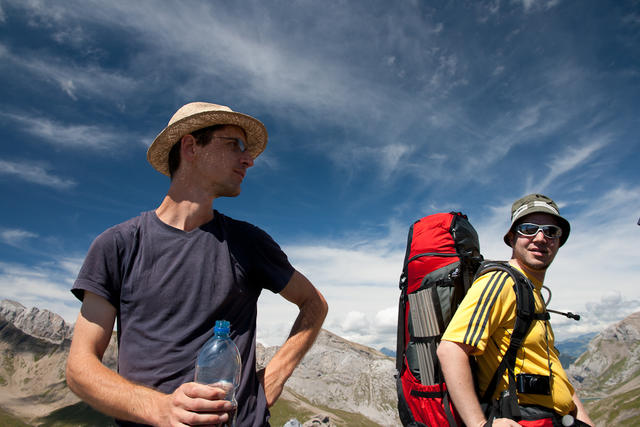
[235,222,294,294]
[441,270,516,354]
[71,227,123,309]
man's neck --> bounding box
[155,183,216,232]
[508,259,546,284]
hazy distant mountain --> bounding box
[556,332,598,366]
[379,347,395,357]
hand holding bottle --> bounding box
[195,320,242,427]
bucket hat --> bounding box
[504,193,570,247]
[147,102,268,176]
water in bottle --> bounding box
[195,320,242,427]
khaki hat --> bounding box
[504,193,571,247]
[147,102,268,176]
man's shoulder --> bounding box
[475,260,518,282]
[215,210,269,237]
[94,212,150,245]
[470,262,521,301]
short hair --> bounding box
[167,125,226,179]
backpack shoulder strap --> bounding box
[477,262,549,406]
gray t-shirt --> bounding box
[72,210,294,426]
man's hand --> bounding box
[66,292,237,426]
[257,364,287,407]
[491,418,523,427]
[155,382,236,427]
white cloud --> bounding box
[285,243,403,289]
[534,135,609,193]
[0,159,76,189]
[342,311,368,333]
[375,306,398,332]
[256,222,406,349]
[0,260,81,324]
[0,228,38,246]
[2,112,124,151]
[0,42,137,101]
[515,104,541,132]
[516,0,561,13]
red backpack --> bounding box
[395,212,544,426]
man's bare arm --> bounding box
[572,391,594,426]
[437,340,520,427]
[65,291,233,426]
[260,270,328,406]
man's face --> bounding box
[510,213,561,278]
[191,125,254,198]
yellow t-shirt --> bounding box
[441,265,575,415]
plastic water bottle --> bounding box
[195,320,242,427]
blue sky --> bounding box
[0,0,638,351]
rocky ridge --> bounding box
[258,329,399,426]
[0,300,73,344]
[0,299,117,423]
[567,311,640,425]
[568,311,640,395]
[0,300,78,420]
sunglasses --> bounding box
[212,136,247,153]
[515,223,562,239]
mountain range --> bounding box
[1,298,639,426]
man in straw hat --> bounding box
[66,102,328,426]
[437,194,593,426]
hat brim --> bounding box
[503,210,570,247]
[147,110,267,176]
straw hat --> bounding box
[147,102,268,176]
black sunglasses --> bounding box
[515,223,562,239]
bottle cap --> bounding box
[214,320,230,335]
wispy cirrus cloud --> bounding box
[516,0,561,13]
[533,136,609,193]
[0,228,38,247]
[0,42,136,101]
[0,159,76,189]
[1,112,124,151]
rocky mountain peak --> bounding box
[0,299,74,344]
[598,311,640,343]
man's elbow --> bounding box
[436,340,452,365]
[318,290,328,318]
[437,340,467,365]
[65,354,83,397]
[309,288,329,324]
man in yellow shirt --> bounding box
[437,194,594,427]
